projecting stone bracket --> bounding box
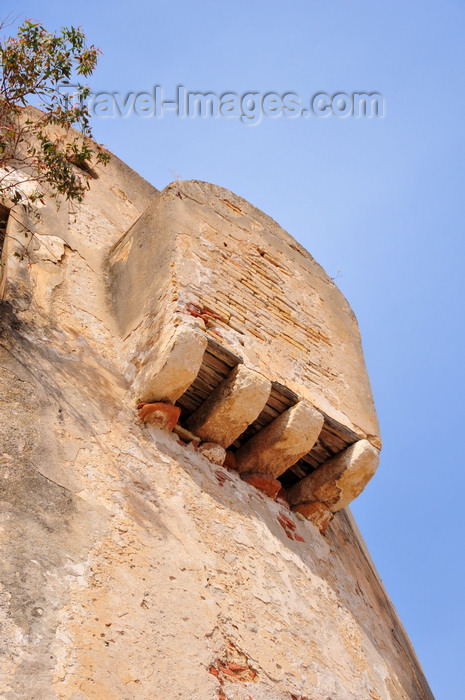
[134,326,207,404]
[287,439,379,532]
[186,364,271,448]
[235,401,324,479]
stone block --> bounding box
[288,439,379,513]
[137,402,181,431]
[235,401,324,479]
[135,325,207,404]
[186,364,271,447]
[242,473,282,499]
[292,501,334,534]
[198,442,226,466]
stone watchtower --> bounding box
[0,148,432,698]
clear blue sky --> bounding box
[7,1,465,697]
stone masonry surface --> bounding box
[0,117,432,699]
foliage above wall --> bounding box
[0,17,109,209]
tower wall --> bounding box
[0,146,432,699]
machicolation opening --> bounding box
[174,336,361,490]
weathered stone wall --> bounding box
[109,180,379,445]
[0,147,432,699]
